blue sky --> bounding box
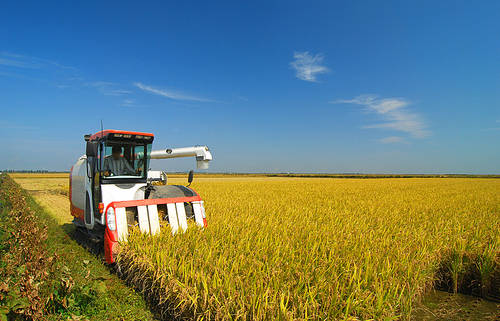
[1,1,499,173]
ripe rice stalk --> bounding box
[116,178,500,320]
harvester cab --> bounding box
[70,130,212,263]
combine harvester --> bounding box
[69,130,212,263]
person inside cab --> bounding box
[103,145,136,176]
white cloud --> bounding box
[86,81,131,96]
[108,89,132,96]
[0,57,40,68]
[120,99,135,107]
[134,82,214,102]
[379,136,406,144]
[0,52,76,70]
[480,120,500,131]
[332,94,430,138]
[0,121,38,131]
[290,51,329,82]
[88,81,114,87]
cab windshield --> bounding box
[101,143,151,179]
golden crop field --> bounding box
[8,174,500,320]
[117,177,500,320]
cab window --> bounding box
[101,143,151,179]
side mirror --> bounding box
[187,170,194,186]
[86,142,98,157]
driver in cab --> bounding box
[103,145,136,176]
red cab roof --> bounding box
[90,129,155,141]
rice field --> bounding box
[9,173,500,320]
[118,177,500,320]
[11,173,70,225]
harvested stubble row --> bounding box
[118,178,500,320]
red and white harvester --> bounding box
[70,130,212,263]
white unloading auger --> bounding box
[150,146,213,169]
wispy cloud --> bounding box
[134,82,214,102]
[85,81,131,96]
[0,57,40,68]
[108,89,132,96]
[88,81,114,86]
[120,99,135,107]
[332,94,430,138]
[0,121,39,131]
[0,70,38,80]
[483,120,500,131]
[379,136,406,144]
[290,51,329,82]
[0,52,76,70]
